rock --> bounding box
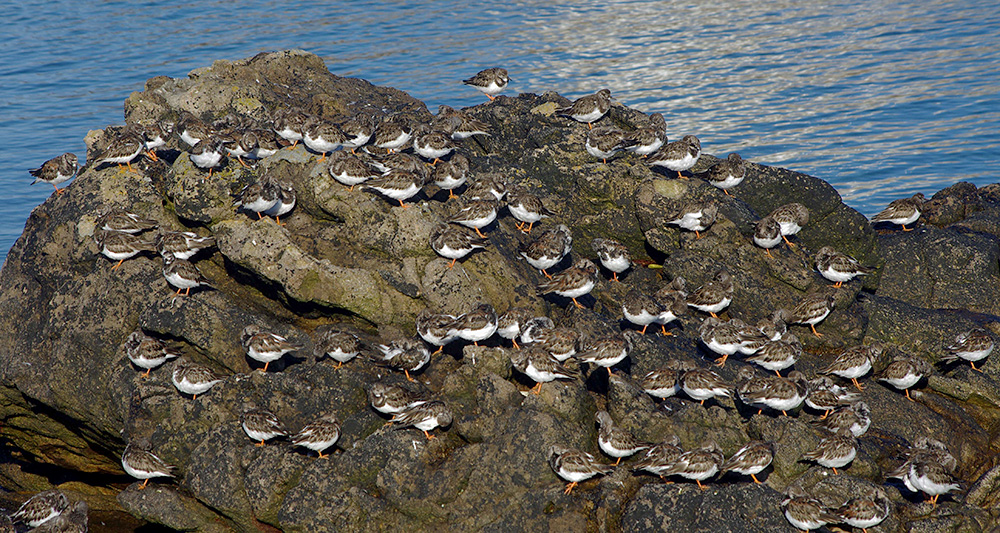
[2,49,1000,532]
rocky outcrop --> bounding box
[2,50,1000,531]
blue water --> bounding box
[2,0,998,263]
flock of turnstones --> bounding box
[15,66,990,532]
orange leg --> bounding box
[542,270,553,279]
[237,157,248,168]
[475,227,486,238]
[487,94,497,102]
[317,451,329,459]
[614,457,622,466]
[433,346,444,355]
[572,298,585,309]
[398,200,408,208]
[971,362,982,372]
[930,494,939,505]
[184,288,191,296]
[851,378,864,391]
[140,479,149,489]
[262,362,270,373]
[612,272,619,282]
[639,324,649,335]
[146,150,159,162]
[53,185,64,195]
[695,230,703,239]
[810,324,823,337]
[405,370,415,382]
[523,222,534,233]
[660,326,674,336]
[275,216,285,226]
[820,410,830,420]
[902,225,912,232]
[723,190,732,197]
[833,281,843,288]
[512,339,520,350]
[714,355,729,367]
[448,258,457,268]
[782,235,796,248]
[531,382,542,395]
[333,361,343,370]
[751,474,761,484]
[588,123,593,130]
[256,440,266,447]
[112,259,125,270]
[905,389,913,401]
[318,153,327,163]
[696,480,706,490]
[765,249,773,258]
[564,481,578,494]
[424,430,435,440]
[606,367,613,377]
[709,312,719,319]
[141,368,151,379]
[832,467,839,475]
[448,190,457,199]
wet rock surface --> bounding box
[1,50,1000,531]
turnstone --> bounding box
[757,310,788,341]
[804,376,861,419]
[519,316,555,345]
[363,169,426,208]
[95,130,144,173]
[415,309,460,354]
[735,319,771,356]
[376,338,431,381]
[121,439,174,489]
[171,358,224,399]
[368,382,426,415]
[29,153,78,195]
[178,112,213,147]
[738,369,809,416]
[314,326,362,368]
[816,401,871,437]
[507,188,555,233]
[745,332,801,375]
[373,114,413,153]
[262,181,296,225]
[555,88,612,129]
[768,203,810,247]
[433,153,471,199]
[27,499,87,533]
[226,129,258,166]
[871,192,925,231]
[680,367,732,405]
[302,119,345,161]
[834,487,891,532]
[162,252,210,296]
[241,408,290,446]
[412,126,455,164]
[338,114,374,153]
[819,345,878,390]
[496,307,533,349]
[292,413,341,458]
[436,105,491,139]
[447,198,498,237]
[686,269,733,318]
[720,441,774,484]
[370,150,425,174]
[96,230,156,270]
[800,430,857,475]
[270,108,309,148]
[123,329,179,378]
[658,441,724,490]
[510,344,576,394]
[96,208,157,234]
[625,114,667,157]
[666,200,718,239]
[595,410,651,465]
[156,230,215,260]
[782,293,835,338]
[585,126,634,164]
[136,121,173,161]
[466,172,507,202]
[519,224,573,277]
[547,445,615,494]
[876,356,932,401]
[189,137,228,177]
[942,327,994,372]
[622,290,668,335]
[429,222,489,268]
[814,246,874,288]
[702,152,746,196]
[390,400,452,440]
[893,454,962,505]
[536,258,599,309]
[575,332,636,376]
[699,317,743,367]
[782,488,841,532]
[652,277,689,335]
[236,178,279,219]
[452,303,498,346]
[630,435,683,480]
[11,489,69,528]
[640,360,697,400]
[753,216,782,257]
[251,128,282,159]
[591,238,630,281]
[532,327,580,362]
[462,67,509,101]
[647,135,701,179]
[327,151,379,190]
[241,325,302,373]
